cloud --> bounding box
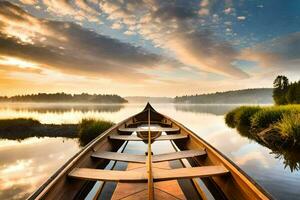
[8,0,250,79]
[240,32,300,72]
[224,7,233,14]
[19,0,37,5]
[97,0,249,78]
[0,2,171,82]
[237,16,246,20]
[43,0,99,22]
[163,30,249,78]
[111,22,122,29]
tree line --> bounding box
[0,93,128,103]
[174,88,273,104]
[273,76,300,105]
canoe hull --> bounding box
[28,103,271,200]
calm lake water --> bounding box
[0,103,299,200]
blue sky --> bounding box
[0,0,299,96]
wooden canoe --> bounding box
[28,103,272,200]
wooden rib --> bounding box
[118,127,179,133]
[68,165,228,182]
[109,134,188,141]
[147,109,154,200]
[91,150,206,163]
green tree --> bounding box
[286,81,300,104]
[273,75,289,105]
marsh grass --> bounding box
[78,118,114,146]
[225,105,300,147]
[225,106,260,128]
[250,106,296,131]
[225,108,239,128]
[274,113,300,140]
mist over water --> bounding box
[0,103,299,200]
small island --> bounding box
[225,76,300,149]
[0,93,128,104]
[0,118,114,146]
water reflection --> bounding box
[228,123,300,172]
[0,103,130,124]
[0,137,80,200]
[0,103,124,114]
[0,103,299,200]
[175,104,244,115]
[271,149,300,172]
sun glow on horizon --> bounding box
[0,56,39,69]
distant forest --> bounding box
[125,96,173,103]
[174,88,273,104]
[0,93,128,103]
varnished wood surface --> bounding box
[109,134,188,141]
[153,165,229,180]
[118,127,179,133]
[68,165,228,182]
[91,151,146,163]
[30,103,271,200]
[91,150,206,163]
[111,162,186,200]
[152,149,206,163]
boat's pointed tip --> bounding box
[143,102,155,111]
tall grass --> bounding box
[274,113,300,140]
[251,106,296,131]
[225,105,300,147]
[78,118,114,146]
[225,106,260,128]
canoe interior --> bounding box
[28,103,272,200]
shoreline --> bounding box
[225,105,300,149]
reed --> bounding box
[274,113,300,140]
[78,118,114,146]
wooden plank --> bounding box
[91,150,206,163]
[91,151,146,163]
[153,166,229,181]
[111,162,186,200]
[68,165,228,182]
[68,168,147,182]
[109,134,188,141]
[118,127,179,133]
[153,150,206,162]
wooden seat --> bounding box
[92,151,145,163]
[109,134,188,141]
[153,166,229,181]
[68,165,229,182]
[91,150,206,163]
[118,127,179,133]
[68,167,147,182]
[153,150,206,162]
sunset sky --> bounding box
[0,0,299,96]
